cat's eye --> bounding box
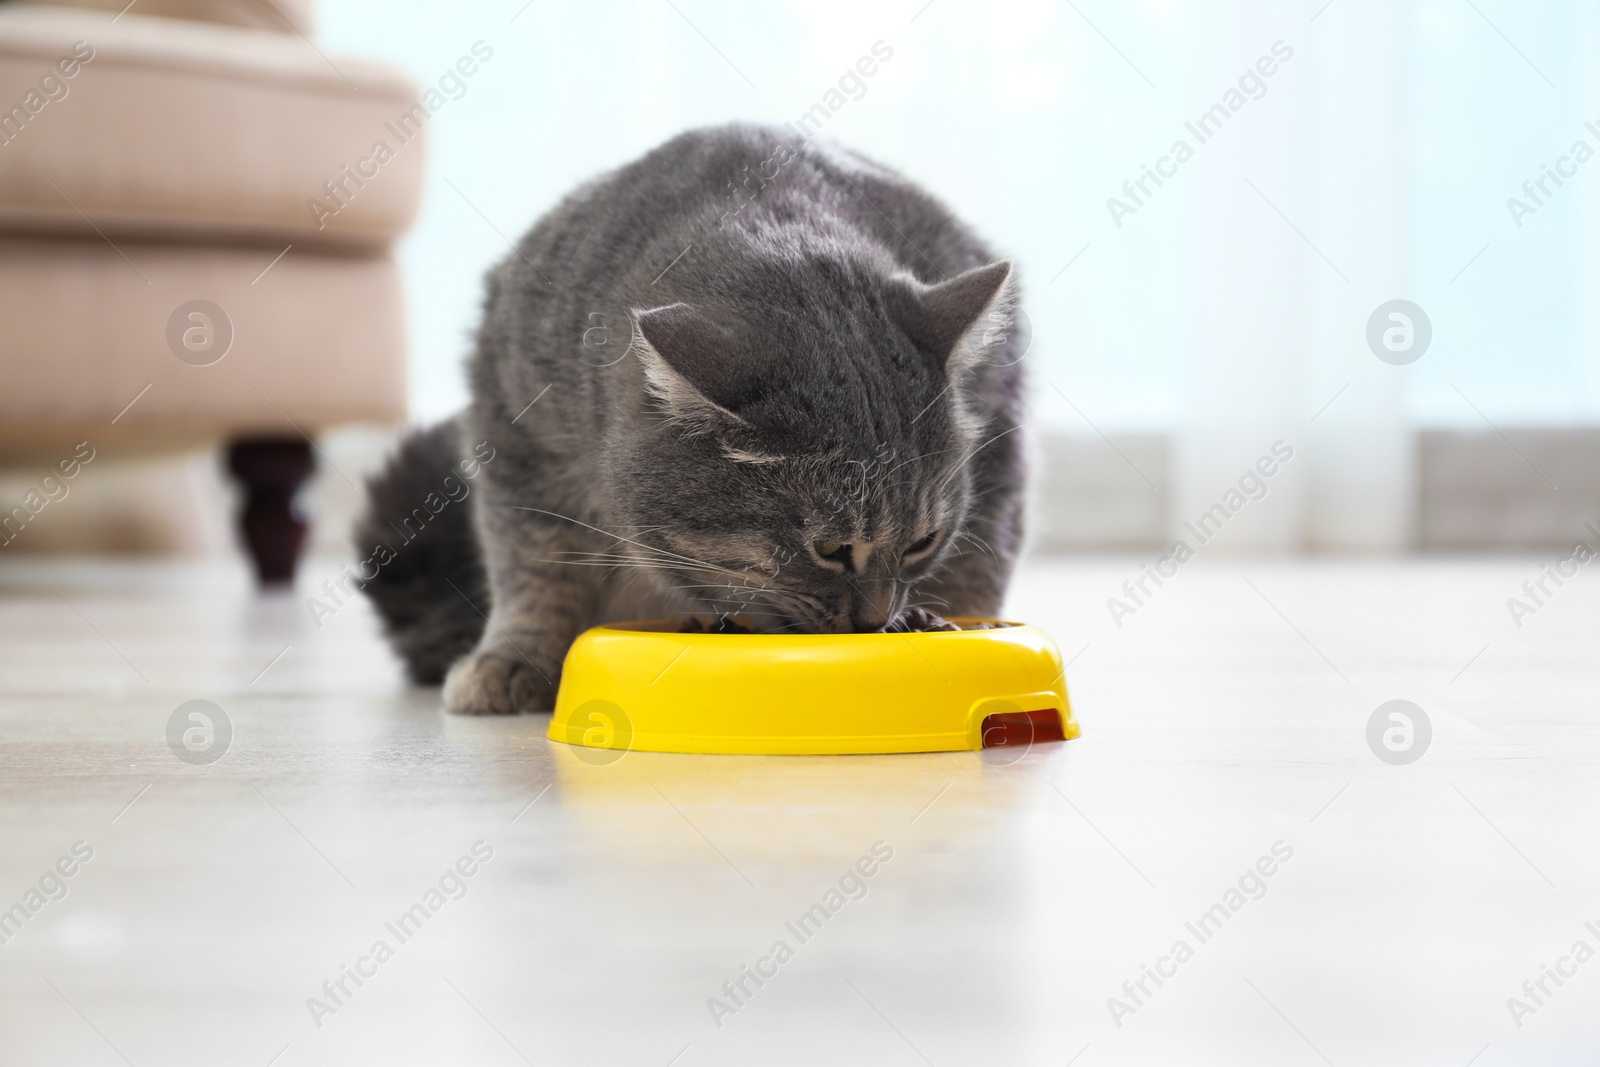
[904,531,940,558]
[813,540,847,562]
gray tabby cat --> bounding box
[357,123,1026,715]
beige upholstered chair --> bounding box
[0,0,423,580]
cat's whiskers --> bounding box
[882,446,958,478]
[666,578,818,631]
[544,551,722,573]
[511,505,727,574]
[533,557,727,583]
[909,590,952,611]
[954,531,997,559]
[512,506,777,593]
[935,425,1021,491]
[669,584,792,624]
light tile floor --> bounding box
[0,553,1596,1066]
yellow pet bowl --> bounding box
[546,618,1078,756]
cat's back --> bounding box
[512,124,996,298]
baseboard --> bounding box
[1418,429,1600,551]
[1029,428,1600,553]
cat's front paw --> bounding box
[886,606,962,632]
[443,647,558,715]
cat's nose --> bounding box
[850,607,892,632]
[849,584,902,632]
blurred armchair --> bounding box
[0,0,423,581]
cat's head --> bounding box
[614,257,1016,632]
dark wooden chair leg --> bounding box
[227,437,314,586]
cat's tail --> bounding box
[353,418,488,684]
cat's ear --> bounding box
[889,260,1015,374]
[631,303,751,433]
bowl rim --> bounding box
[586,616,1025,636]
